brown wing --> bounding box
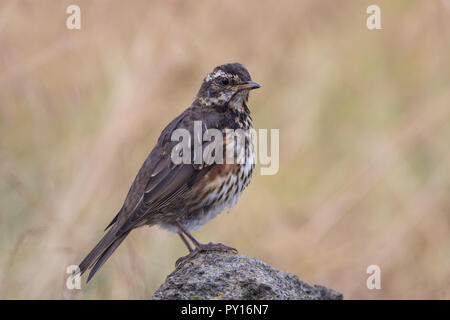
[111,107,218,236]
[116,158,211,235]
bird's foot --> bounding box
[197,242,238,254]
[175,250,200,267]
[175,242,238,267]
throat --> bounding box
[228,92,248,113]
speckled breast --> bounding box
[181,135,256,231]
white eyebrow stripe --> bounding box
[205,70,232,82]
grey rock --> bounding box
[152,251,343,300]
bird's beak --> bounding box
[235,80,261,91]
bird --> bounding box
[78,62,261,282]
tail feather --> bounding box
[86,232,129,282]
[78,227,129,282]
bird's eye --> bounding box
[220,77,230,85]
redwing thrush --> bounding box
[78,63,260,282]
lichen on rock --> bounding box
[152,251,343,300]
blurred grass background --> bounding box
[1,0,450,299]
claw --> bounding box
[175,250,200,267]
[175,242,238,267]
[199,242,238,253]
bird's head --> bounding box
[195,63,260,112]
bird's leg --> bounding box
[178,232,193,253]
[175,221,202,266]
[174,221,238,267]
[175,221,201,247]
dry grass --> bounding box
[1,0,449,299]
